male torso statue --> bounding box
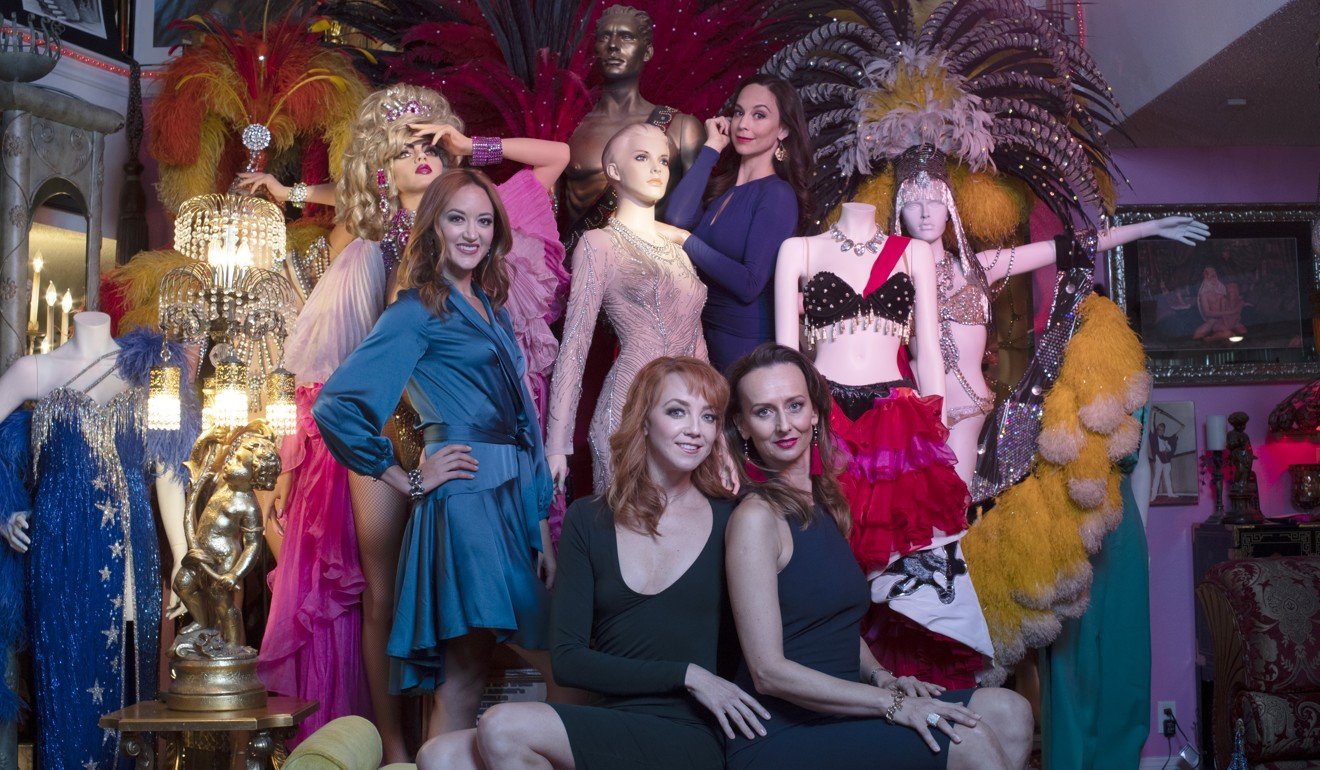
[559,4,705,251]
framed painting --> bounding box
[1148,401,1198,506]
[134,0,292,66]
[2,0,124,59]
[1108,204,1320,385]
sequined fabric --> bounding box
[801,270,914,347]
[29,385,162,770]
[971,266,1092,502]
[546,225,708,492]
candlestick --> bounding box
[44,280,56,346]
[1206,415,1227,452]
[28,253,42,329]
[59,290,72,345]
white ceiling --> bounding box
[1085,0,1318,147]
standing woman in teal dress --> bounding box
[314,168,564,738]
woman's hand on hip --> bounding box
[419,444,478,492]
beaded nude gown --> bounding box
[546,220,708,492]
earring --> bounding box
[774,141,787,162]
[809,424,824,476]
[376,169,391,215]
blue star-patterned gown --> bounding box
[24,330,197,770]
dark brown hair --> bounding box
[703,74,813,234]
[725,343,850,536]
[607,357,733,536]
[397,169,512,316]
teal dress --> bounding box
[1039,412,1152,768]
[314,287,553,694]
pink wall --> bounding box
[1108,144,1320,759]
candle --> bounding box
[1206,415,1227,452]
[59,290,72,345]
[28,253,42,329]
[43,281,56,346]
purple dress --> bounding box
[664,145,798,371]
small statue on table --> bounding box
[1223,411,1263,524]
[166,422,281,711]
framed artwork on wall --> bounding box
[1108,203,1320,385]
[2,0,124,59]
[1149,401,1199,506]
[134,0,292,66]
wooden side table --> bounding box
[99,696,318,770]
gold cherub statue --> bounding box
[165,421,280,711]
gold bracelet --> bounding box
[884,688,905,724]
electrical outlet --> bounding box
[1159,701,1178,737]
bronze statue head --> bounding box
[224,430,281,492]
[594,5,653,81]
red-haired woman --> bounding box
[419,357,766,770]
[314,169,566,740]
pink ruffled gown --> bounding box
[257,169,567,742]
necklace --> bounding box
[607,218,674,262]
[829,225,885,257]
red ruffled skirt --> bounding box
[831,383,983,687]
[830,384,970,573]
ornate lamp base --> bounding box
[164,654,267,711]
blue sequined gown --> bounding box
[25,330,197,770]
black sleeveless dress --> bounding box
[725,506,974,769]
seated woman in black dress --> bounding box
[418,356,767,769]
[723,343,1034,770]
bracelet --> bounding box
[471,136,504,166]
[867,666,888,687]
[884,688,906,724]
[407,468,425,500]
[286,182,309,208]
[1078,228,1099,257]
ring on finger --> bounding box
[926,713,941,728]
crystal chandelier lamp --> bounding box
[150,124,298,433]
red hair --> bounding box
[607,357,732,535]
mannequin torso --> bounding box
[775,203,943,406]
[0,312,124,418]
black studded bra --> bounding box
[802,270,914,345]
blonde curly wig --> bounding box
[336,84,464,241]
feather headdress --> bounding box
[762,0,1123,233]
[148,7,369,213]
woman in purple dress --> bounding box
[660,74,811,372]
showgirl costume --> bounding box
[546,221,708,493]
[801,235,988,688]
[0,411,30,727]
[314,287,553,693]
[664,145,798,371]
[259,169,565,727]
[22,330,198,770]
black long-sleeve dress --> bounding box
[549,495,736,769]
